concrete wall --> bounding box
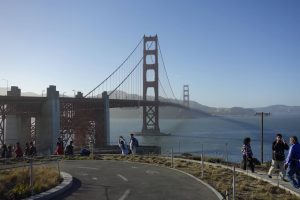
[4,86,31,147]
[37,85,60,154]
[5,115,21,146]
[103,91,110,146]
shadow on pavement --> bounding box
[57,177,82,199]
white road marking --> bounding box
[92,177,98,180]
[77,167,99,170]
[146,170,159,175]
[131,166,138,169]
[118,189,130,200]
[117,174,128,182]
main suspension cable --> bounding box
[158,40,177,100]
[85,37,144,97]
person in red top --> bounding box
[54,142,64,155]
[14,142,23,158]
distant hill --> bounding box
[254,105,300,115]
[111,106,211,119]
[188,101,256,116]
[0,87,40,96]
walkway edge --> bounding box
[23,171,73,200]
[121,160,223,200]
[170,167,224,200]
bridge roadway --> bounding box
[58,160,220,200]
[0,96,207,117]
[0,95,189,109]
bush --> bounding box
[0,166,61,200]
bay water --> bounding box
[110,114,300,163]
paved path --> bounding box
[58,160,220,200]
[239,168,300,196]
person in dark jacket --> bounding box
[241,137,255,173]
[29,141,37,156]
[65,141,74,156]
[24,142,30,156]
[1,144,8,158]
[267,133,289,179]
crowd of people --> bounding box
[0,137,75,158]
[0,141,37,158]
[242,134,300,189]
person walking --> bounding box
[284,136,300,189]
[268,133,289,180]
[241,137,255,173]
[129,133,139,155]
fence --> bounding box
[165,144,293,200]
[139,141,273,164]
[111,134,275,163]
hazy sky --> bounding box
[0,0,299,108]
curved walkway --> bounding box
[58,160,221,200]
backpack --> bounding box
[132,138,139,147]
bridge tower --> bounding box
[183,85,189,107]
[142,35,160,134]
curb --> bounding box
[23,172,73,200]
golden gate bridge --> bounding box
[0,35,203,153]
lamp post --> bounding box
[1,78,8,95]
[255,112,271,163]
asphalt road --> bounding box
[58,160,220,200]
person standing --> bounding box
[65,141,74,156]
[284,136,300,189]
[118,136,129,155]
[1,144,8,158]
[6,145,12,158]
[29,141,37,156]
[54,142,64,155]
[241,137,255,173]
[129,133,139,155]
[14,142,23,158]
[24,142,30,156]
[57,137,64,154]
[268,133,289,180]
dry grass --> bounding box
[0,166,61,200]
[101,155,300,200]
